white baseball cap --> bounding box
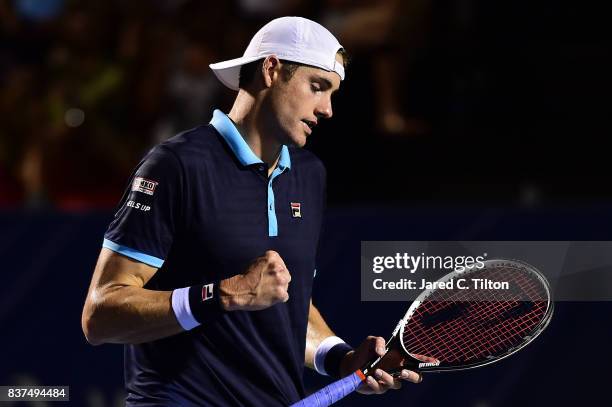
[209,16,345,91]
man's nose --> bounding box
[315,98,333,119]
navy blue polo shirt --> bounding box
[103,109,326,406]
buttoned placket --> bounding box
[255,163,288,237]
[210,110,292,238]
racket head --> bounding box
[398,258,553,372]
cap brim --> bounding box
[209,55,264,91]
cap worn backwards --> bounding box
[209,16,344,91]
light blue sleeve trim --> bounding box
[102,238,164,268]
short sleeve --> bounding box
[103,146,184,268]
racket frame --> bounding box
[365,259,553,375]
[292,259,554,407]
[398,258,554,372]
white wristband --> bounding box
[314,336,346,376]
[171,287,201,331]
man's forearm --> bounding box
[82,249,183,345]
[82,248,291,345]
[305,301,336,369]
[82,284,182,345]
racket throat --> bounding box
[361,333,441,377]
[361,334,399,376]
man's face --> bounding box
[265,56,342,147]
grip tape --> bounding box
[290,370,365,407]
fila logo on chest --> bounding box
[290,202,302,218]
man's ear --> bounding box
[261,55,281,88]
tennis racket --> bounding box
[292,258,553,407]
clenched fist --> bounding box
[219,250,291,311]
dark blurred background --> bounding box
[1,0,610,406]
[1,0,610,208]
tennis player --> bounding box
[82,17,423,406]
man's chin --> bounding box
[285,133,307,148]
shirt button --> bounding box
[258,165,265,172]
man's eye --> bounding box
[311,84,321,93]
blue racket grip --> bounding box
[290,370,365,407]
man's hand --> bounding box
[339,336,427,395]
[219,250,291,311]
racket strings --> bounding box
[402,264,549,365]
[405,302,543,363]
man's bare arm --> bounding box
[305,301,335,369]
[81,248,181,345]
[82,248,291,345]
[306,301,423,394]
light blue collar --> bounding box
[210,109,291,170]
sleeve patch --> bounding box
[132,177,159,195]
